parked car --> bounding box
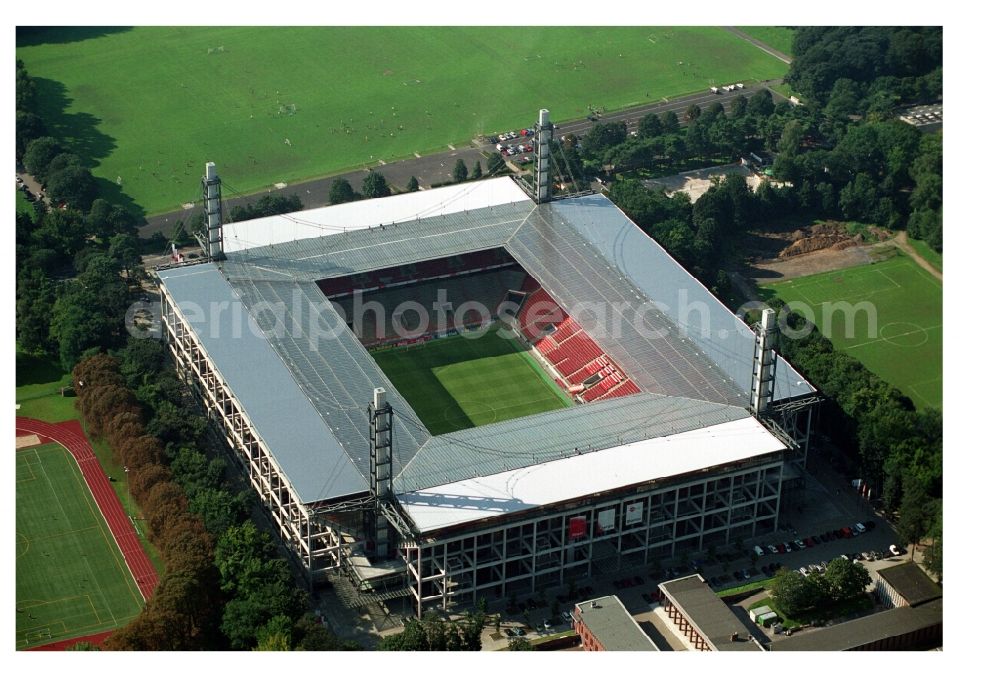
[851,552,862,561]
[840,527,853,538]
[776,544,786,554]
[504,628,515,637]
[513,627,526,636]
[783,542,795,552]
[767,544,779,555]
[562,611,573,623]
[798,566,809,576]
[889,544,902,556]
[794,539,806,550]
[864,520,876,531]
[753,545,765,557]
[854,522,867,534]
[544,619,552,629]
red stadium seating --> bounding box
[516,281,640,403]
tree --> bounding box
[661,110,680,134]
[638,112,663,139]
[821,558,871,601]
[897,471,933,555]
[406,176,419,192]
[328,177,358,205]
[470,160,483,180]
[46,165,98,211]
[729,95,748,119]
[685,104,702,122]
[16,110,46,160]
[486,151,506,175]
[23,136,61,180]
[361,171,391,198]
[16,266,56,356]
[452,158,468,183]
[581,121,627,157]
[507,636,533,650]
[747,89,775,117]
[88,198,136,239]
[108,233,142,277]
[770,568,825,617]
[924,501,942,580]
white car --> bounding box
[767,544,779,555]
[854,522,867,533]
[889,544,901,556]
[496,143,504,151]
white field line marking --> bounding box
[844,324,942,350]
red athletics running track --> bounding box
[16,417,159,603]
[27,630,114,651]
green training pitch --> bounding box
[16,26,789,216]
[16,443,144,649]
[372,328,572,435]
[762,253,942,410]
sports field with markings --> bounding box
[15,443,143,649]
[16,26,789,215]
[372,328,572,435]
[762,253,942,409]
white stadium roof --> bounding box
[224,176,531,253]
[395,416,786,533]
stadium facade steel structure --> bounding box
[158,148,817,616]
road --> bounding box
[137,81,787,238]
[893,231,942,281]
[723,27,793,65]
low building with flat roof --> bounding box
[874,562,942,608]
[658,575,764,651]
[573,595,658,651]
[771,598,942,651]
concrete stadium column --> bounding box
[535,109,554,203]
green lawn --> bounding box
[16,188,35,216]
[17,26,789,216]
[908,237,943,272]
[372,328,572,435]
[761,253,942,410]
[16,443,144,648]
[16,350,165,576]
[749,594,874,630]
[737,27,796,56]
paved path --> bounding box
[894,231,942,281]
[137,82,782,238]
[15,417,159,601]
[723,27,793,65]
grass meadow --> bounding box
[761,253,942,410]
[17,26,789,215]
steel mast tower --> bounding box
[203,161,224,261]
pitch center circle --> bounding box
[879,321,928,347]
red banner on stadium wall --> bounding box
[569,516,587,539]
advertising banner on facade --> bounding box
[597,508,616,533]
[625,502,644,525]
[569,516,587,539]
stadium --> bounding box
[156,111,818,617]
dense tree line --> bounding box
[228,193,303,223]
[786,27,942,111]
[71,349,355,650]
[378,605,487,651]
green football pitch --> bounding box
[372,328,572,435]
[16,443,143,649]
[762,253,942,410]
[16,26,789,216]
